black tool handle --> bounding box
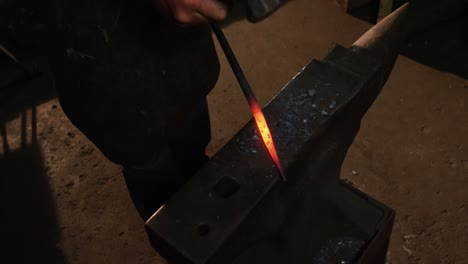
[211,22,257,104]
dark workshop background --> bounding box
[1,0,467,263]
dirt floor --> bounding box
[1,0,467,263]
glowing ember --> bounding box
[249,101,285,181]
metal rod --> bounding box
[0,44,36,79]
[211,22,286,181]
[211,22,257,103]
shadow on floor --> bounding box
[403,15,468,81]
[0,49,66,263]
[0,105,67,264]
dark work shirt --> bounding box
[48,0,220,165]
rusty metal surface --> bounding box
[145,5,416,264]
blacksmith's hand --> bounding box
[153,0,229,26]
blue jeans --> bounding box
[122,100,211,220]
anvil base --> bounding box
[146,180,394,264]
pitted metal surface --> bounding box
[144,5,415,263]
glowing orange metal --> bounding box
[211,22,285,181]
[249,101,285,181]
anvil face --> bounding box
[145,44,395,263]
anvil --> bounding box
[145,3,463,263]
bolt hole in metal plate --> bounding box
[198,223,211,237]
[213,176,241,199]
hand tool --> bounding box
[211,22,286,181]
